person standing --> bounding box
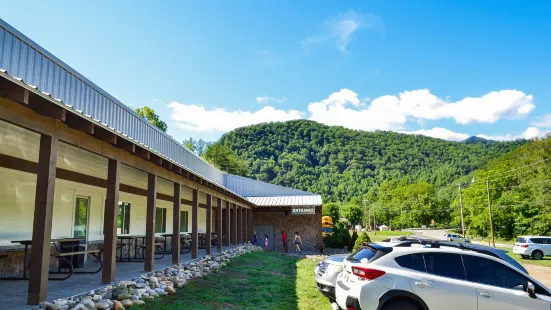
[264,234,270,251]
[253,231,258,246]
[281,231,288,253]
[293,232,302,253]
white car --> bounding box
[335,242,551,310]
[514,236,551,260]
[443,232,471,243]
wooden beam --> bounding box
[27,135,57,305]
[205,194,212,255]
[0,77,29,104]
[28,93,66,122]
[135,146,150,161]
[117,138,135,154]
[182,170,190,178]
[172,182,181,265]
[172,165,182,175]
[65,112,95,135]
[232,203,238,245]
[191,189,199,259]
[102,159,120,283]
[217,197,223,252]
[150,153,162,166]
[95,126,117,145]
[225,200,231,246]
[162,160,172,170]
[144,173,156,272]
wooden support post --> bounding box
[250,209,254,244]
[172,182,181,264]
[225,200,231,246]
[232,203,238,245]
[237,206,242,244]
[102,159,120,284]
[244,208,248,244]
[191,189,199,258]
[27,135,57,305]
[205,194,212,255]
[217,198,223,252]
[144,173,156,272]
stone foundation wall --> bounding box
[253,206,322,251]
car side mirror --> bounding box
[526,282,537,299]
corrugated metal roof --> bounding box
[0,18,224,185]
[224,174,316,197]
[246,195,322,207]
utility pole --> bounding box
[459,184,465,238]
[486,180,495,248]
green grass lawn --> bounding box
[499,247,551,267]
[136,251,331,310]
[367,230,412,243]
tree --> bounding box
[322,202,340,223]
[183,137,211,157]
[353,231,371,252]
[203,143,248,176]
[135,106,167,132]
[343,204,364,225]
[348,230,359,251]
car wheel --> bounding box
[381,299,421,310]
[521,255,529,259]
[532,251,544,260]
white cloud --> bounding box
[256,96,288,104]
[478,127,550,141]
[307,89,535,131]
[407,128,470,142]
[168,102,303,132]
[531,114,551,128]
[302,11,382,53]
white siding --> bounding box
[57,142,108,179]
[0,119,40,162]
[120,164,148,190]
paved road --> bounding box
[406,229,514,248]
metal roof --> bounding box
[0,18,323,206]
[246,195,322,207]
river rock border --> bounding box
[40,245,261,310]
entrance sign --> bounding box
[292,207,315,215]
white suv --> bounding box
[443,232,471,243]
[335,242,551,310]
[514,236,551,260]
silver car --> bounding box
[314,254,348,298]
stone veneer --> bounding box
[253,206,322,251]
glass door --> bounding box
[74,196,90,239]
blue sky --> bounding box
[2,1,551,142]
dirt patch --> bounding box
[523,264,551,287]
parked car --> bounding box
[443,232,471,243]
[514,236,551,260]
[335,242,547,310]
[314,254,348,298]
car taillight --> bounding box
[521,244,528,248]
[351,266,386,280]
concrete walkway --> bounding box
[0,246,237,310]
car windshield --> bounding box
[517,237,526,243]
[347,247,377,262]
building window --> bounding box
[118,202,131,235]
[180,211,189,232]
[156,208,167,233]
[74,196,90,238]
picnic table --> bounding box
[116,235,164,262]
[160,233,197,254]
[0,238,101,281]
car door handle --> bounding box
[414,281,432,288]
[479,292,491,298]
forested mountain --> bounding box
[447,136,551,238]
[219,120,526,202]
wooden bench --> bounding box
[49,249,103,280]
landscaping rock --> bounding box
[133,300,145,306]
[94,301,110,310]
[121,299,133,308]
[113,300,124,310]
[165,287,176,295]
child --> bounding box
[264,234,269,251]
[253,231,258,246]
[293,232,302,253]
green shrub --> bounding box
[348,231,359,251]
[324,234,346,249]
[353,231,372,252]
